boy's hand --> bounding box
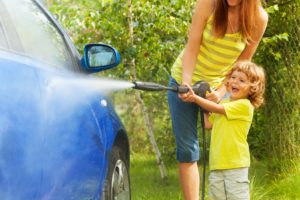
[178,83,196,103]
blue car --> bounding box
[0,0,130,199]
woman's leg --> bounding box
[179,162,200,200]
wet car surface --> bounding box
[0,0,130,199]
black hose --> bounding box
[192,81,210,200]
[200,108,206,200]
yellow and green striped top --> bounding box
[171,16,246,89]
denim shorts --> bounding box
[167,77,200,162]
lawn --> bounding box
[130,153,184,200]
[130,153,300,200]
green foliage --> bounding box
[265,4,279,14]
[248,109,267,159]
[260,33,289,61]
[253,0,300,165]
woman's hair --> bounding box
[213,0,261,42]
[225,61,266,108]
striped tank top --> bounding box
[171,15,246,89]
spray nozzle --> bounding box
[132,81,170,91]
[132,80,211,97]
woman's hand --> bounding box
[206,83,227,103]
[206,90,221,103]
[178,83,197,103]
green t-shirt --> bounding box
[209,99,254,170]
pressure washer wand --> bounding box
[132,81,210,94]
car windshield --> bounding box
[0,0,73,69]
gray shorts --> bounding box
[208,168,250,200]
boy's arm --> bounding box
[179,84,226,115]
[204,113,212,129]
[193,95,226,115]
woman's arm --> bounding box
[181,0,215,84]
[237,7,268,61]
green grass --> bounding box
[130,153,183,200]
[130,153,300,200]
[249,159,300,200]
[266,162,300,199]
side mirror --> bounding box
[81,44,121,72]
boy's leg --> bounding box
[224,168,250,200]
[208,170,226,200]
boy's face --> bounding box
[228,70,250,100]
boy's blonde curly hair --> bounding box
[225,61,266,108]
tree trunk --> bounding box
[127,0,167,179]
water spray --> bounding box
[132,80,210,200]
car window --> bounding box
[0,0,74,70]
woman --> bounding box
[167,0,268,199]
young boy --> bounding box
[180,61,266,200]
